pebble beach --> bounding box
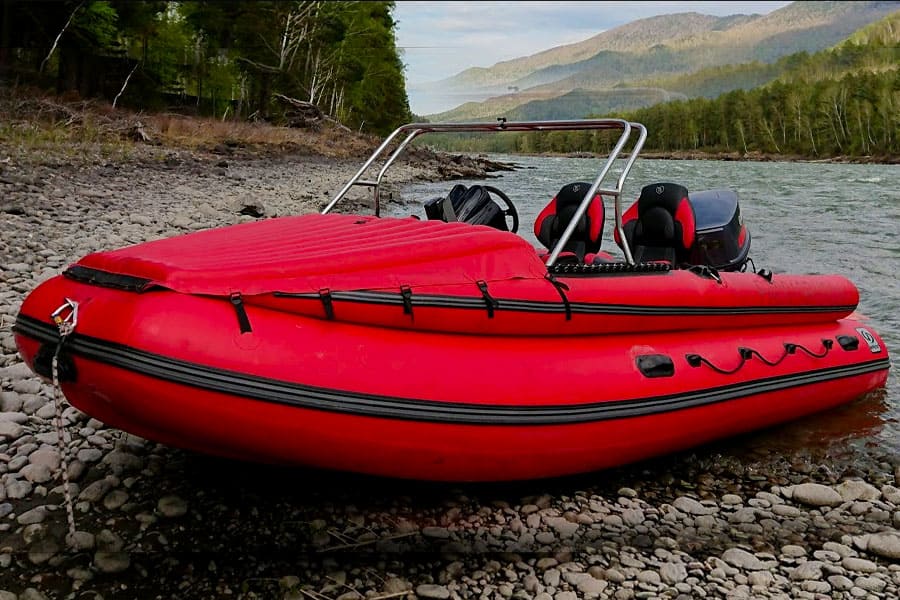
[1,140,899,600]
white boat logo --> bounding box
[656,185,664,195]
[856,327,882,353]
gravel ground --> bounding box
[1,142,899,600]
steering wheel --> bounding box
[483,185,519,233]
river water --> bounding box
[392,155,900,474]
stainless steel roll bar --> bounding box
[322,118,647,266]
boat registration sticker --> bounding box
[856,327,882,353]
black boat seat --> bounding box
[534,182,604,262]
[615,182,696,265]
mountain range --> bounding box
[420,1,900,122]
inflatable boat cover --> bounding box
[73,213,549,295]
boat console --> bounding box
[423,183,519,232]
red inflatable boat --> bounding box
[14,119,890,481]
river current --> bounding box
[392,155,900,472]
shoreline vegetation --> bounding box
[564,150,900,165]
[2,89,896,171]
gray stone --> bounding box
[828,575,854,591]
[836,480,881,503]
[543,568,561,588]
[605,568,626,584]
[0,421,23,440]
[781,544,807,558]
[129,214,152,226]
[618,487,637,498]
[16,506,47,525]
[866,533,900,560]
[102,450,143,472]
[788,483,843,507]
[660,562,687,584]
[842,557,877,573]
[157,495,188,518]
[672,496,713,515]
[546,516,578,537]
[722,548,768,571]
[790,561,824,581]
[76,448,103,463]
[853,575,886,592]
[621,508,644,526]
[18,589,49,600]
[523,574,541,593]
[6,479,32,499]
[28,447,60,470]
[0,590,17,600]
[823,542,854,558]
[637,570,660,585]
[67,531,95,550]
[0,362,32,379]
[66,567,93,582]
[382,577,410,594]
[721,494,743,505]
[415,584,450,599]
[0,411,27,424]
[0,391,23,412]
[801,580,831,594]
[813,549,841,562]
[535,531,555,544]
[748,571,774,587]
[96,529,124,552]
[20,463,53,484]
[577,576,606,595]
[103,489,129,510]
[94,551,130,574]
[772,504,801,517]
[27,537,59,565]
[79,477,115,502]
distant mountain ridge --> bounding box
[424,1,900,121]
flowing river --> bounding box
[392,155,900,474]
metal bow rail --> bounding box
[322,118,647,266]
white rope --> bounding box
[49,300,80,546]
[51,349,77,545]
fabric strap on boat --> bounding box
[318,289,335,320]
[229,293,252,334]
[476,280,498,318]
[64,265,152,292]
[545,274,572,321]
[400,285,414,320]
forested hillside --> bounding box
[0,1,411,134]
[426,1,899,122]
[615,11,900,158]
[428,12,900,161]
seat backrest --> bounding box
[615,182,696,264]
[533,182,604,261]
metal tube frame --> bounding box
[322,118,647,265]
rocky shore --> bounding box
[1,138,898,600]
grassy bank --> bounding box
[0,87,381,162]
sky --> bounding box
[394,1,793,114]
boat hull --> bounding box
[14,275,890,481]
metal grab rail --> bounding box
[322,118,647,265]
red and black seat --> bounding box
[534,182,604,262]
[615,182,696,265]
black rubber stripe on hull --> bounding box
[15,315,889,426]
[272,290,856,317]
